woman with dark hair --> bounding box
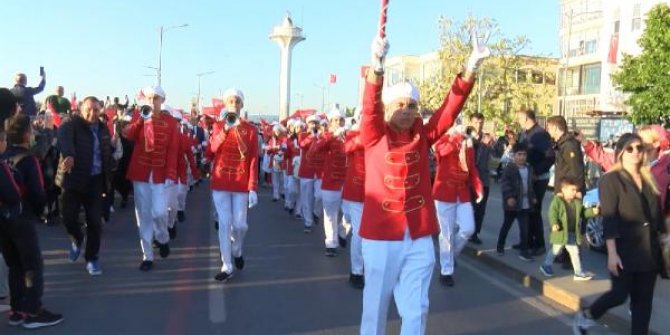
[573,133,669,335]
[0,88,20,126]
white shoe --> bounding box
[572,310,596,335]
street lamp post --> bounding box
[157,24,188,86]
[196,71,215,112]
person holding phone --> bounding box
[10,69,46,118]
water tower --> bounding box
[269,13,305,120]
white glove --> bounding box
[248,190,258,208]
[466,29,491,72]
[371,36,390,74]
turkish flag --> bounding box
[329,74,337,84]
[46,101,62,127]
[608,34,619,64]
[212,98,224,110]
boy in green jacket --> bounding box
[540,177,598,281]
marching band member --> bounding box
[341,108,365,288]
[358,31,487,334]
[310,108,349,257]
[433,126,484,287]
[297,115,323,232]
[283,119,301,214]
[123,86,180,271]
[208,89,259,282]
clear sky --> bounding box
[0,0,559,117]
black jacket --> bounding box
[0,161,22,220]
[56,115,112,193]
[519,124,555,177]
[2,146,46,217]
[599,170,665,273]
[553,133,585,192]
[501,163,537,211]
[10,79,45,117]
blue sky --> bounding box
[0,0,558,116]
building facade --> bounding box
[558,0,666,117]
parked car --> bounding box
[582,188,605,252]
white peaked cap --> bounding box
[306,115,320,123]
[143,85,166,98]
[327,107,343,120]
[160,104,174,114]
[272,124,286,133]
[381,82,420,105]
[223,88,245,103]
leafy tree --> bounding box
[611,3,670,126]
[420,15,557,132]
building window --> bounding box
[516,69,528,83]
[545,72,556,86]
[532,71,544,84]
[632,3,642,31]
[581,63,601,95]
[584,39,598,54]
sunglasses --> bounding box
[624,144,644,153]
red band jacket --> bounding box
[358,74,474,241]
[177,131,200,184]
[342,130,365,203]
[124,112,180,183]
[298,132,325,179]
[310,131,347,191]
[207,121,259,192]
[432,133,484,203]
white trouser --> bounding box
[213,190,249,274]
[314,178,323,218]
[177,183,188,211]
[435,200,475,276]
[361,232,435,335]
[286,176,299,210]
[321,189,344,248]
[133,181,169,261]
[300,178,315,226]
[165,183,179,229]
[283,171,290,205]
[272,170,282,200]
[342,200,364,275]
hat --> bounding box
[160,104,174,114]
[272,124,285,133]
[327,107,343,120]
[382,82,420,105]
[614,133,641,161]
[143,85,166,99]
[306,115,320,123]
[223,88,245,104]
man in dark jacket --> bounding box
[10,72,46,118]
[468,113,494,244]
[516,109,555,255]
[546,116,585,193]
[56,96,112,276]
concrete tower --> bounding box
[270,14,305,120]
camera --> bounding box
[140,105,152,119]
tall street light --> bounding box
[158,24,189,86]
[196,71,216,111]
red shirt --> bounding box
[124,112,180,183]
[432,134,483,203]
[342,131,365,202]
[208,121,259,192]
[358,74,473,241]
[311,132,347,191]
[297,132,318,179]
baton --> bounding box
[379,0,389,38]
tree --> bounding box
[611,3,670,127]
[420,15,556,132]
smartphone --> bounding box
[40,66,45,76]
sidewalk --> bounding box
[462,182,669,335]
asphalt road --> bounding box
[1,182,618,335]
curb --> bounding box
[461,245,662,335]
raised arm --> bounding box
[424,76,475,146]
[359,71,386,147]
[123,117,144,142]
[583,140,615,171]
